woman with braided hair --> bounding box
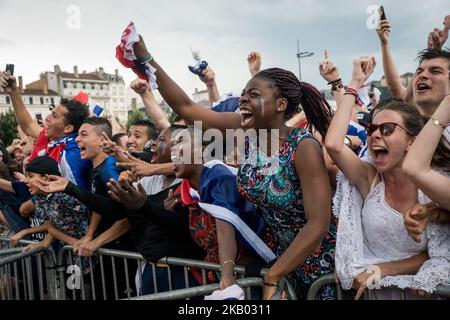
[133,37,336,299]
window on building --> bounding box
[29,97,33,104]
[6,96,10,104]
[40,97,44,105]
[45,98,49,104]
[51,97,54,105]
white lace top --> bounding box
[333,171,450,293]
[361,179,427,262]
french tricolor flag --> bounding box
[115,21,158,90]
[73,91,103,117]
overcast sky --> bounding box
[0,0,448,97]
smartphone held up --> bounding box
[5,64,14,87]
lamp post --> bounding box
[296,38,314,81]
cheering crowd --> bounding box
[0,10,449,300]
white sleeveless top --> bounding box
[361,178,427,262]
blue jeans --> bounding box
[140,263,199,295]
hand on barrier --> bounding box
[76,240,100,257]
[21,241,47,253]
[10,231,26,247]
[73,234,93,254]
[408,288,433,298]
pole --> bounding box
[297,39,302,81]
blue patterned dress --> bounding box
[237,128,337,299]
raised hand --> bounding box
[133,34,150,61]
[376,19,391,45]
[351,56,377,86]
[33,175,70,194]
[107,179,147,210]
[116,152,157,177]
[0,71,18,94]
[319,50,340,82]
[130,78,150,95]
[427,27,449,50]
[247,52,262,77]
[200,67,216,87]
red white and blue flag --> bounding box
[115,21,158,90]
[73,92,103,117]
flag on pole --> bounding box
[115,21,158,90]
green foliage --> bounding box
[0,109,18,146]
[168,111,181,125]
[126,109,148,130]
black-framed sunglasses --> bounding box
[366,122,413,137]
[48,104,55,111]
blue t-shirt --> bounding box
[91,156,122,197]
[91,156,123,234]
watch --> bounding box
[430,117,446,129]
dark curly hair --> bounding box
[60,98,89,133]
[255,68,333,138]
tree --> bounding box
[126,109,148,130]
[0,109,18,146]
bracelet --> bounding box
[263,280,279,287]
[331,81,343,92]
[327,78,342,85]
[344,136,353,148]
[139,53,153,65]
[344,87,359,105]
[430,117,447,129]
[220,260,235,272]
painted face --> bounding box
[150,128,172,164]
[413,57,450,115]
[127,125,150,153]
[75,123,104,161]
[24,172,48,195]
[239,77,282,130]
[368,109,414,173]
[45,105,70,140]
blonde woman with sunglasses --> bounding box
[325,57,450,300]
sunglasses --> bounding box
[366,122,413,137]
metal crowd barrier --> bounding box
[306,274,450,300]
[57,245,297,300]
[128,277,264,300]
[0,238,58,300]
[0,236,295,301]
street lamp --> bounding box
[296,38,314,81]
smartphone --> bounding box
[5,64,14,87]
[379,5,387,21]
[36,113,43,126]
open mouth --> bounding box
[416,83,431,93]
[240,108,254,127]
[371,145,389,164]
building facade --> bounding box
[0,76,60,121]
